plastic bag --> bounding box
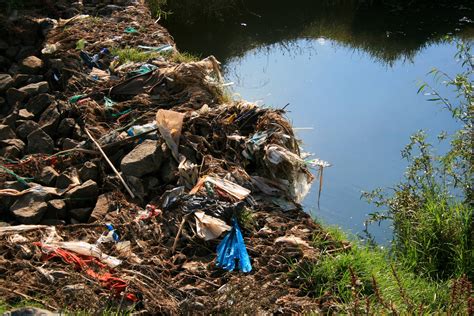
[216,218,252,273]
[195,211,231,241]
[156,109,184,161]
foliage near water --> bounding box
[363,40,473,282]
[291,226,473,314]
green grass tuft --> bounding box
[110,47,159,63]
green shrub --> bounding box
[364,40,474,281]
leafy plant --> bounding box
[363,40,474,281]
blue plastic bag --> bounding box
[216,217,252,273]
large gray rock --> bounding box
[88,193,113,223]
[65,180,98,201]
[16,120,40,140]
[0,124,16,139]
[39,166,59,186]
[57,118,75,137]
[6,87,28,106]
[56,168,80,189]
[13,74,43,88]
[19,81,49,97]
[0,138,25,159]
[25,93,54,115]
[38,103,60,137]
[69,207,93,222]
[10,189,50,224]
[20,56,44,74]
[26,128,54,154]
[44,199,67,220]
[79,161,98,182]
[120,140,162,177]
[0,74,13,93]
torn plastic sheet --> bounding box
[195,211,231,241]
[189,175,251,201]
[38,241,122,268]
[160,186,185,209]
[127,63,157,77]
[156,109,184,162]
[137,44,173,52]
[216,217,252,273]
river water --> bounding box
[165,1,474,243]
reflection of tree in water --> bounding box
[164,0,474,66]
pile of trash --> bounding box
[0,0,333,313]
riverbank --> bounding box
[0,1,472,314]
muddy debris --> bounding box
[0,0,334,314]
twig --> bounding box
[51,147,100,157]
[84,127,135,199]
[171,215,189,253]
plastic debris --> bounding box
[156,109,184,161]
[68,94,86,104]
[127,122,158,137]
[37,240,122,268]
[190,175,251,201]
[104,96,116,108]
[124,26,139,34]
[138,44,173,52]
[216,217,252,273]
[195,211,231,241]
[75,38,86,50]
[127,63,157,77]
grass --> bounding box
[168,51,200,63]
[392,188,474,281]
[110,47,159,64]
[291,225,473,314]
[0,299,46,314]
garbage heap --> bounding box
[0,0,337,313]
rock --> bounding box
[0,112,18,127]
[25,93,54,115]
[0,124,16,139]
[5,46,19,59]
[38,103,60,137]
[15,46,38,61]
[0,181,25,211]
[16,120,40,140]
[0,73,13,93]
[13,74,43,87]
[120,140,162,177]
[18,109,35,120]
[65,179,98,201]
[159,158,178,184]
[18,81,49,97]
[44,199,67,220]
[79,161,99,182]
[125,175,145,198]
[39,166,59,186]
[62,138,80,150]
[0,139,25,159]
[20,56,44,74]
[6,307,56,316]
[69,207,93,222]
[56,168,80,189]
[8,63,21,76]
[6,87,28,106]
[88,193,113,223]
[57,118,75,137]
[0,97,6,113]
[10,190,50,224]
[26,128,54,154]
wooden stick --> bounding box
[171,215,188,253]
[84,127,135,199]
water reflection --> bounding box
[165,0,474,65]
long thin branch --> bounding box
[84,127,135,199]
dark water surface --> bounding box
[165,1,474,242]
